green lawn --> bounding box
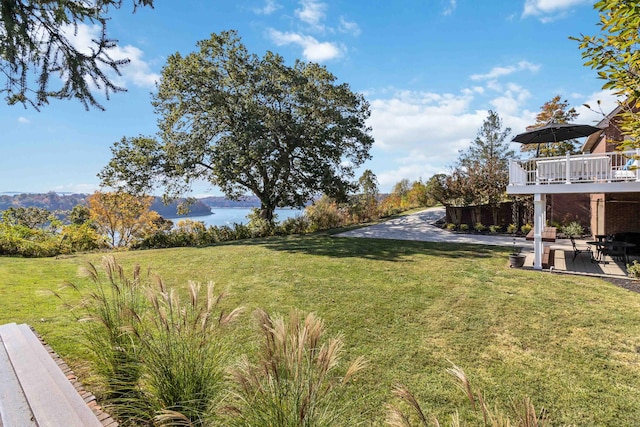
[2,234,640,425]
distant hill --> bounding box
[0,192,212,219]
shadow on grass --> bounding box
[249,234,510,262]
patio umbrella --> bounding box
[512,122,603,156]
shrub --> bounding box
[305,196,348,232]
[223,309,367,426]
[561,221,584,238]
[62,257,148,422]
[445,223,456,231]
[627,260,640,279]
[139,280,243,425]
[246,208,276,237]
[474,222,486,233]
[63,256,243,425]
[520,223,533,235]
[489,225,501,233]
[278,215,310,235]
[459,223,469,232]
[507,223,518,234]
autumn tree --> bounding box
[1,0,154,110]
[520,95,580,157]
[456,110,514,225]
[87,191,161,248]
[100,30,374,222]
[573,0,640,149]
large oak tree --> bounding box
[100,30,374,221]
[1,0,153,110]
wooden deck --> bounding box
[0,323,117,427]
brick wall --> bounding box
[605,193,640,235]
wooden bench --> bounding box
[525,226,557,242]
[542,246,555,269]
[0,323,116,426]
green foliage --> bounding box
[573,0,640,149]
[2,206,52,228]
[101,30,374,222]
[1,0,154,110]
[223,309,366,426]
[63,256,242,425]
[445,223,457,231]
[0,222,96,257]
[455,110,514,209]
[305,195,348,232]
[507,223,519,234]
[246,208,277,237]
[627,260,640,279]
[68,204,92,225]
[489,225,501,233]
[279,215,311,235]
[520,223,533,235]
[459,223,469,232]
[561,221,584,238]
[474,222,486,233]
[62,257,149,422]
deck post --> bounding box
[533,193,546,270]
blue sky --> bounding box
[0,0,618,196]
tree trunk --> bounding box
[259,203,275,222]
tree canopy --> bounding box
[521,95,580,157]
[435,111,514,225]
[1,0,153,110]
[573,0,640,148]
[457,110,514,206]
[100,30,374,221]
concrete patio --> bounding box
[336,207,637,280]
[520,238,639,278]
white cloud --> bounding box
[62,23,160,89]
[367,90,481,153]
[573,90,621,125]
[489,83,532,115]
[253,0,281,15]
[470,61,540,81]
[295,0,327,31]
[18,117,29,124]
[362,86,543,191]
[267,29,342,62]
[443,0,457,16]
[522,0,592,20]
[339,17,361,36]
[51,183,99,194]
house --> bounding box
[581,105,640,240]
[507,107,640,269]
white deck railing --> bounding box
[509,150,640,186]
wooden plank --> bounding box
[526,227,557,242]
[0,326,38,427]
[542,247,555,269]
[0,323,102,427]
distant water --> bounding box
[173,208,304,227]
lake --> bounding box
[172,208,304,227]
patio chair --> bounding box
[570,237,592,262]
[600,242,629,264]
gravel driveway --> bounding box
[334,207,534,248]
